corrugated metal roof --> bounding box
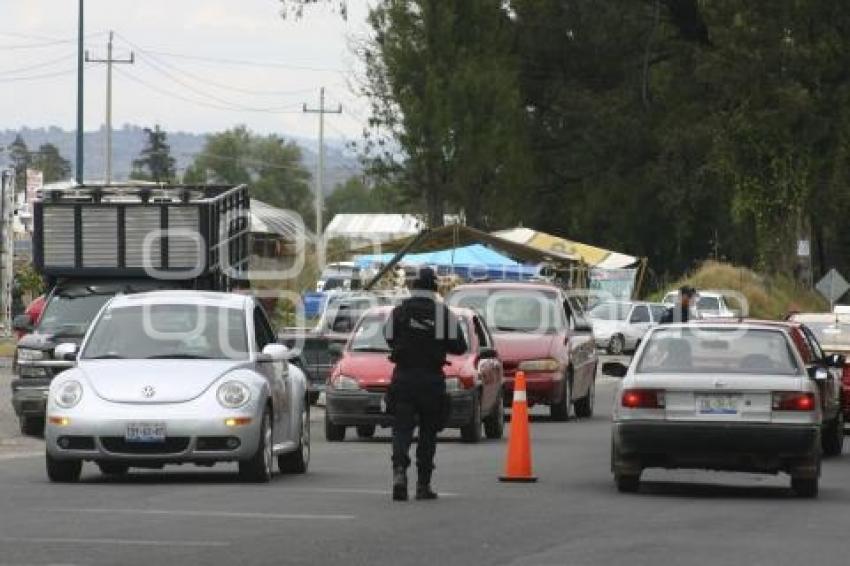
[325,213,425,241]
[251,200,315,242]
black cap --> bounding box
[412,266,439,292]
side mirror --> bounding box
[478,347,499,360]
[826,353,845,368]
[13,314,33,332]
[54,343,78,362]
[809,367,829,382]
[573,318,592,333]
[602,361,629,378]
[327,342,345,359]
[259,343,290,363]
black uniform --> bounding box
[384,294,466,483]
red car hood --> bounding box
[337,352,470,386]
[492,332,557,365]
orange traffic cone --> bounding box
[499,371,537,483]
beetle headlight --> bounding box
[518,358,560,372]
[332,375,361,391]
[217,381,251,409]
[18,348,45,361]
[55,380,83,409]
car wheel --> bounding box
[460,391,482,443]
[97,462,129,476]
[239,408,273,483]
[20,416,44,437]
[615,472,641,493]
[791,476,819,498]
[307,391,321,406]
[608,334,625,356]
[279,406,310,474]
[483,393,505,440]
[46,453,82,483]
[822,411,844,457]
[550,375,572,422]
[574,377,595,418]
[324,411,346,442]
[356,425,376,439]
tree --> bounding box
[131,125,176,183]
[185,125,313,223]
[360,0,529,228]
[31,143,71,183]
[7,135,30,191]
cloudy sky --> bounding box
[1,0,372,140]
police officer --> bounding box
[384,267,466,501]
[661,285,697,324]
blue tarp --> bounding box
[355,244,539,281]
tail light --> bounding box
[621,389,665,409]
[772,392,816,411]
[842,364,850,387]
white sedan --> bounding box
[606,322,824,497]
[45,291,310,483]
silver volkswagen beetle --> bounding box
[44,290,310,483]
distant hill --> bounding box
[1,125,360,194]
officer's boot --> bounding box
[415,470,438,500]
[392,467,408,501]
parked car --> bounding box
[694,291,735,318]
[789,312,850,423]
[316,262,363,293]
[447,281,597,421]
[324,306,504,443]
[588,301,667,355]
[44,291,310,483]
[606,321,844,497]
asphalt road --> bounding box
[0,367,849,566]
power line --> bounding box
[0,51,75,75]
[0,30,107,49]
[112,66,302,114]
[0,68,76,83]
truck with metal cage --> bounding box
[11,182,251,435]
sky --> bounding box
[0,0,373,141]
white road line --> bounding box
[0,537,228,548]
[48,508,355,521]
[0,451,41,461]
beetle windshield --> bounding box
[82,304,249,360]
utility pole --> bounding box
[302,87,342,245]
[76,0,84,184]
[86,31,134,183]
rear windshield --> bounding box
[589,302,631,321]
[449,289,563,333]
[805,321,850,347]
[349,314,469,354]
[637,328,801,375]
[697,296,720,311]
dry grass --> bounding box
[654,261,827,320]
[0,339,16,358]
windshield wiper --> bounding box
[87,354,125,359]
[350,347,389,353]
[145,354,213,359]
[495,326,534,333]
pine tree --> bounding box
[131,125,176,183]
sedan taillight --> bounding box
[621,389,665,409]
[772,392,816,411]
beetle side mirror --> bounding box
[13,314,33,332]
[602,362,629,378]
[54,343,78,362]
[260,343,290,363]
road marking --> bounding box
[0,537,228,548]
[0,451,41,461]
[49,508,355,521]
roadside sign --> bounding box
[797,239,810,257]
[816,268,850,308]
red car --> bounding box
[447,281,597,421]
[324,306,505,443]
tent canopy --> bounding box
[494,227,638,269]
[355,243,521,268]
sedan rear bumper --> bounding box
[503,371,561,406]
[613,421,821,477]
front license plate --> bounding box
[125,422,167,443]
[697,394,740,415]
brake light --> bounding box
[772,392,816,411]
[621,389,665,409]
[842,364,850,387]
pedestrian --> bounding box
[661,285,697,324]
[384,266,466,501]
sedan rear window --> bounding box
[636,328,801,375]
